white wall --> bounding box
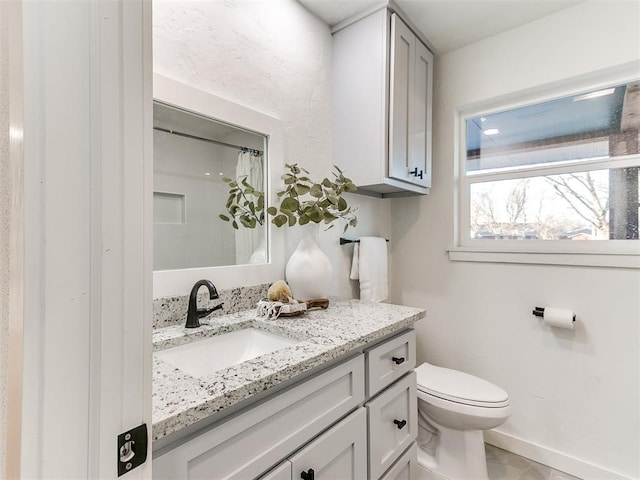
[390,1,640,478]
[0,2,9,474]
[153,0,391,298]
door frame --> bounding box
[17,1,153,477]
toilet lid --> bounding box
[416,362,510,408]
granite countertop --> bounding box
[152,298,426,442]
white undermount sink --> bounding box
[156,328,300,378]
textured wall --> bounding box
[153,0,392,298]
[390,1,640,478]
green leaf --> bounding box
[257,196,264,210]
[266,206,278,216]
[294,184,311,195]
[281,196,299,212]
[288,215,296,227]
[273,214,288,227]
[309,184,323,198]
[232,220,238,230]
[299,214,310,225]
[337,197,348,211]
[321,178,333,188]
[323,211,338,221]
[309,208,323,223]
[219,214,230,222]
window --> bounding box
[455,78,640,266]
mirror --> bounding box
[153,101,267,269]
[153,73,285,297]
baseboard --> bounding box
[484,430,636,480]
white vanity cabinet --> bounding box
[152,329,418,480]
[332,7,434,197]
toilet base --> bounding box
[417,421,489,480]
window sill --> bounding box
[448,248,640,269]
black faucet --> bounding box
[186,279,224,328]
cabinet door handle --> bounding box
[301,468,315,480]
[392,356,405,365]
[409,168,424,179]
[394,419,407,429]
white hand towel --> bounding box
[350,243,360,280]
[358,237,388,302]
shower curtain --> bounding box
[235,150,265,264]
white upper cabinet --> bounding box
[332,8,434,197]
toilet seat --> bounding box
[416,362,510,408]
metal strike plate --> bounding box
[117,424,148,476]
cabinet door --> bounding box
[410,39,433,189]
[388,13,413,184]
[389,13,433,189]
[367,372,417,480]
[289,408,367,480]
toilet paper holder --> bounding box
[532,306,576,322]
[532,306,546,317]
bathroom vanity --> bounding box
[152,298,425,479]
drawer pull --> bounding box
[301,468,315,480]
[391,356,405,365]
[394,419,407,429]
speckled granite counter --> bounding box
[152,298,425,443]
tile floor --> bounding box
[485,444,581,480]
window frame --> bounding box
[451,67,640,268]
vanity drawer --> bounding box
[153,354,365,480]
[366,371,417,480]
[379,443,417,480]
[366,329,415,397]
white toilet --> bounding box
[415,362,511,480]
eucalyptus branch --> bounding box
[267,164,358,232]
[219,176,265,229]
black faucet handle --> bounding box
[197,303,224,319]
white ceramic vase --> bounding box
[285,223,332,301]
